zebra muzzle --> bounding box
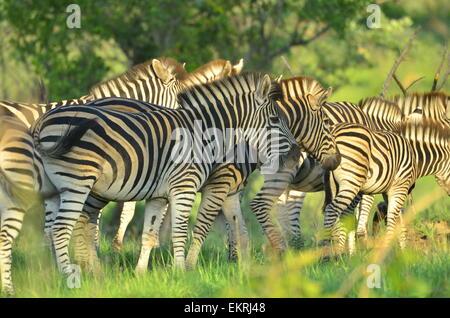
[321,148,341,171]
[280,144,301,170]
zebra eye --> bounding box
[270,116,280,124]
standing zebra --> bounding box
[101,58,246,251]
[0,57,242,252]
[355,91,450,241]
[0,56,245,272]
[0,117,56,294]
[184,77,344,268]
[31,72,300,272]
[248,77,381,249]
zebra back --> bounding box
[89,57,187,108]
[397,118,450,181]
[182,59,244,88]
[358,96,404,132]
[392,92,450,127]
[0,95,93,128]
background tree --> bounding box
[0,0,448,101]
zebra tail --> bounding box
[33,117,98,159]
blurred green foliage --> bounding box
[4,0,448,100]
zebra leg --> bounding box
[51,187,93,274]
[356,194,375,242]
[135,198,168,274]
[222,193,250,263]
[340,194,362,256]
[322,184,360,256]
[112,201,136,251]
[250,169,298,253]
[72,213,90,268]
[285,190,307,249]
[384,191,408,249]
[170,190,198,270]
[44,196,60,249]
[82,194,108,272]
[186,186,229,270]
[223,214,237,261]
[0,204,25,295]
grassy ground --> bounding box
[7,174,450,298]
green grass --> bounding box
[6,174,450,298]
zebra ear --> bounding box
[152,59,174,84]
[222,61,233,77]
[232,59,244,74]
[256,74,272,99]
[318,87,332,106]
[306,94,320,110]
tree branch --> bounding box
[268,24,330,60]
[381,27,421,98]
[432,44,448,91]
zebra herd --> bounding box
[0,56,449,295]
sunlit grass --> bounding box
[5,174,450,298]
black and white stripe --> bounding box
[32,72,299,273]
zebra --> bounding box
[355,91,450,241]
[184,77,344,268]
[31,72,300,273]
[0,116,56,294]
[0,56,245,270]
[0,57,242,253]
[106,58,246,251]
[326,118,450,251]
[391,91,449,126]
[247,77,385,249]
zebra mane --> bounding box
[398,118,450,144]
[177,72,282,108]
[280,76,327,98]
[391,91,448,119]
[189,59,232,78]
[90,57,187,92]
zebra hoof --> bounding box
[1,286,15,297]
[228,251,238,262]
[112,240,123,252]
[289,235,305,250]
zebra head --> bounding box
[301,86,341,171]
[245,74,300,173]
[88,57,187,109]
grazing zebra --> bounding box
[31,72,300,273]
[0,116,56,294]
